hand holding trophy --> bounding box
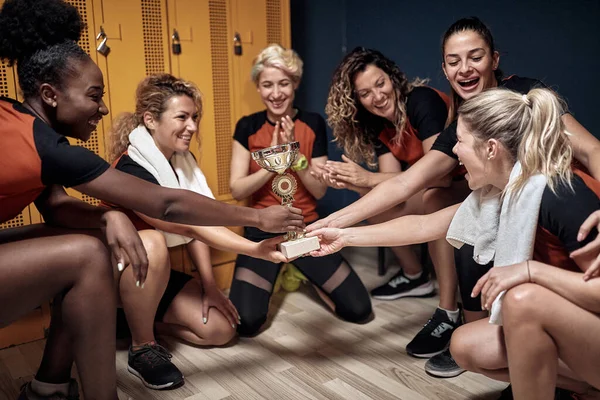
[252,141,320,258]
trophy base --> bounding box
[279,236,320,259]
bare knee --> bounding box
[450,324,478,371]
[140,231,169,272]
[119,230,170,287]
[502,283,541,326]
[72,235,113,283]
[192,313,236,346]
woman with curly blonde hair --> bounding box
[106,73,293,391]
[319,47,468,363]
[229,44,372,337]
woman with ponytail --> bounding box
[308,87,600,399]
[0,0,302,398]
[309,16,600,378]
[105,74,292,391]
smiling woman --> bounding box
[105,74,297,391]
[0,0,303,397]
[228,44,373,338]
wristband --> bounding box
[291,154,308,172]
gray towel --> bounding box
[128,125,215,248]
[446,161,546,324]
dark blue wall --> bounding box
[291,0,600,216]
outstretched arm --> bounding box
[307,149,458,231]
[307,203,459,257]
[136,213,288,264]
[75,167,304,233]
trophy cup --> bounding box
[251,141,320,258]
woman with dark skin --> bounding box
[0,1,302,399]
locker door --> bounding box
[167,0,228,199]
[229,0,291,121]
[90,0,149,135]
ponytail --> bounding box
[458,87,572,196]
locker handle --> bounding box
[172,29,182,55]
[233,32,242,56]
[96,26,110,57]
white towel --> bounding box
[446,161,547,324]
[128,125,214,248]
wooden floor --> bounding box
[0,247,506,400]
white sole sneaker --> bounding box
[127,365,184,390]
[371,281,435,300]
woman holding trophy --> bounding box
[229,44,373,337]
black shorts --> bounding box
[116,269,192,338]
[454,244,493,312]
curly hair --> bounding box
[442,17,503,127]
[325,47,425,168]
[251,43,303,85]
[0,0,89,99]
[108,74,204,162]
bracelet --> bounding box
[526,260,532,282]
[291,154,308,172]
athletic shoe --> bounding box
[406,308,460,358]
[128,342,184,390]
[424,349,465,378]
[370,269,434,300]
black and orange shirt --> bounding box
[533,170,600,271]
[0,97,109,223]
[233,109,327,223]
[375,86,449,168]
[432,75,548,158]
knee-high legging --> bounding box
[229,227,373,337]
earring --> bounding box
[52,102,57,107]
[487,155,493,160]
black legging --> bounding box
[229,227,373,336]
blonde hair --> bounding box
[326,47,426,168]
[251,44,303,85]
[108,73,203,162]
[458,88,572,196]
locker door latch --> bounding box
[233,32,242,56]
[172,29,182,55]
[95,26,110,57]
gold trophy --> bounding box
[251,141,320,258]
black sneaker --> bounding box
[424,349,465,378]
[406,308,459,358]
[370,269,434,300]
[18,379,79,400]
[128,342,184,390]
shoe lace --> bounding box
[417,312,445,336]
[388,271,410,288]
[135,343,173,366]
